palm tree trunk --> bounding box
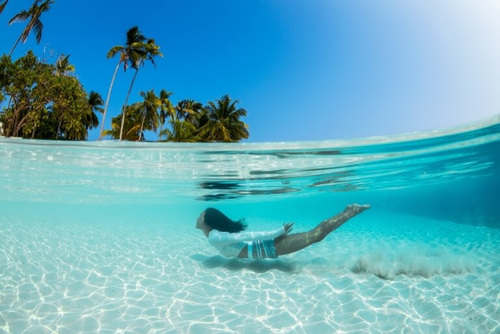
[0,1,9,15]
[8,34,23,58]
[119,69,139,141]
[139,117,146,141]
[57,119,62,139]
[9,17,37,57]
[158,122,164,139]
[99,62,120,139]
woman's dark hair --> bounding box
[204,208,247,233]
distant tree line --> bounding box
[0,0,249,141]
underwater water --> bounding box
[0,117,499,333]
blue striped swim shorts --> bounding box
[247,240,277,259]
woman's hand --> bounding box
[283,223,294,234]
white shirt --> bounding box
[208,227,285,257]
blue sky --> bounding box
[1,0,499,142]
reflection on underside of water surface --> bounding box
[196,168,359,201]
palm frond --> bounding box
[107,45,123,58]
[126,26,146,45]
[8,11,29,24]
[33,20,43,43]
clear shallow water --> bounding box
[1,117,499,333]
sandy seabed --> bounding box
[0,213,499,334]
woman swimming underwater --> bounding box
[196,204,370,259]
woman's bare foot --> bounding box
[320,203,371,234]
[346,203,371,216]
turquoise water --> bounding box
[1,117,499,333]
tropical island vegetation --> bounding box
[0,0,249,142]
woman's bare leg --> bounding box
[274,204,370,256]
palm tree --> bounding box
[99,26,147,139]
[134,89,161,141]
[0,1,8,14]
[158,89,174,136]
[88,91,104,115]
[199,95,249,142]
[55,54,75,76]
[119,37,163,140]
[82,108,99,134]
[84,91,103,133]
[8,0,54,57]
[160,119,200,142]
[175,99,203,123]
[102,107,140,141]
